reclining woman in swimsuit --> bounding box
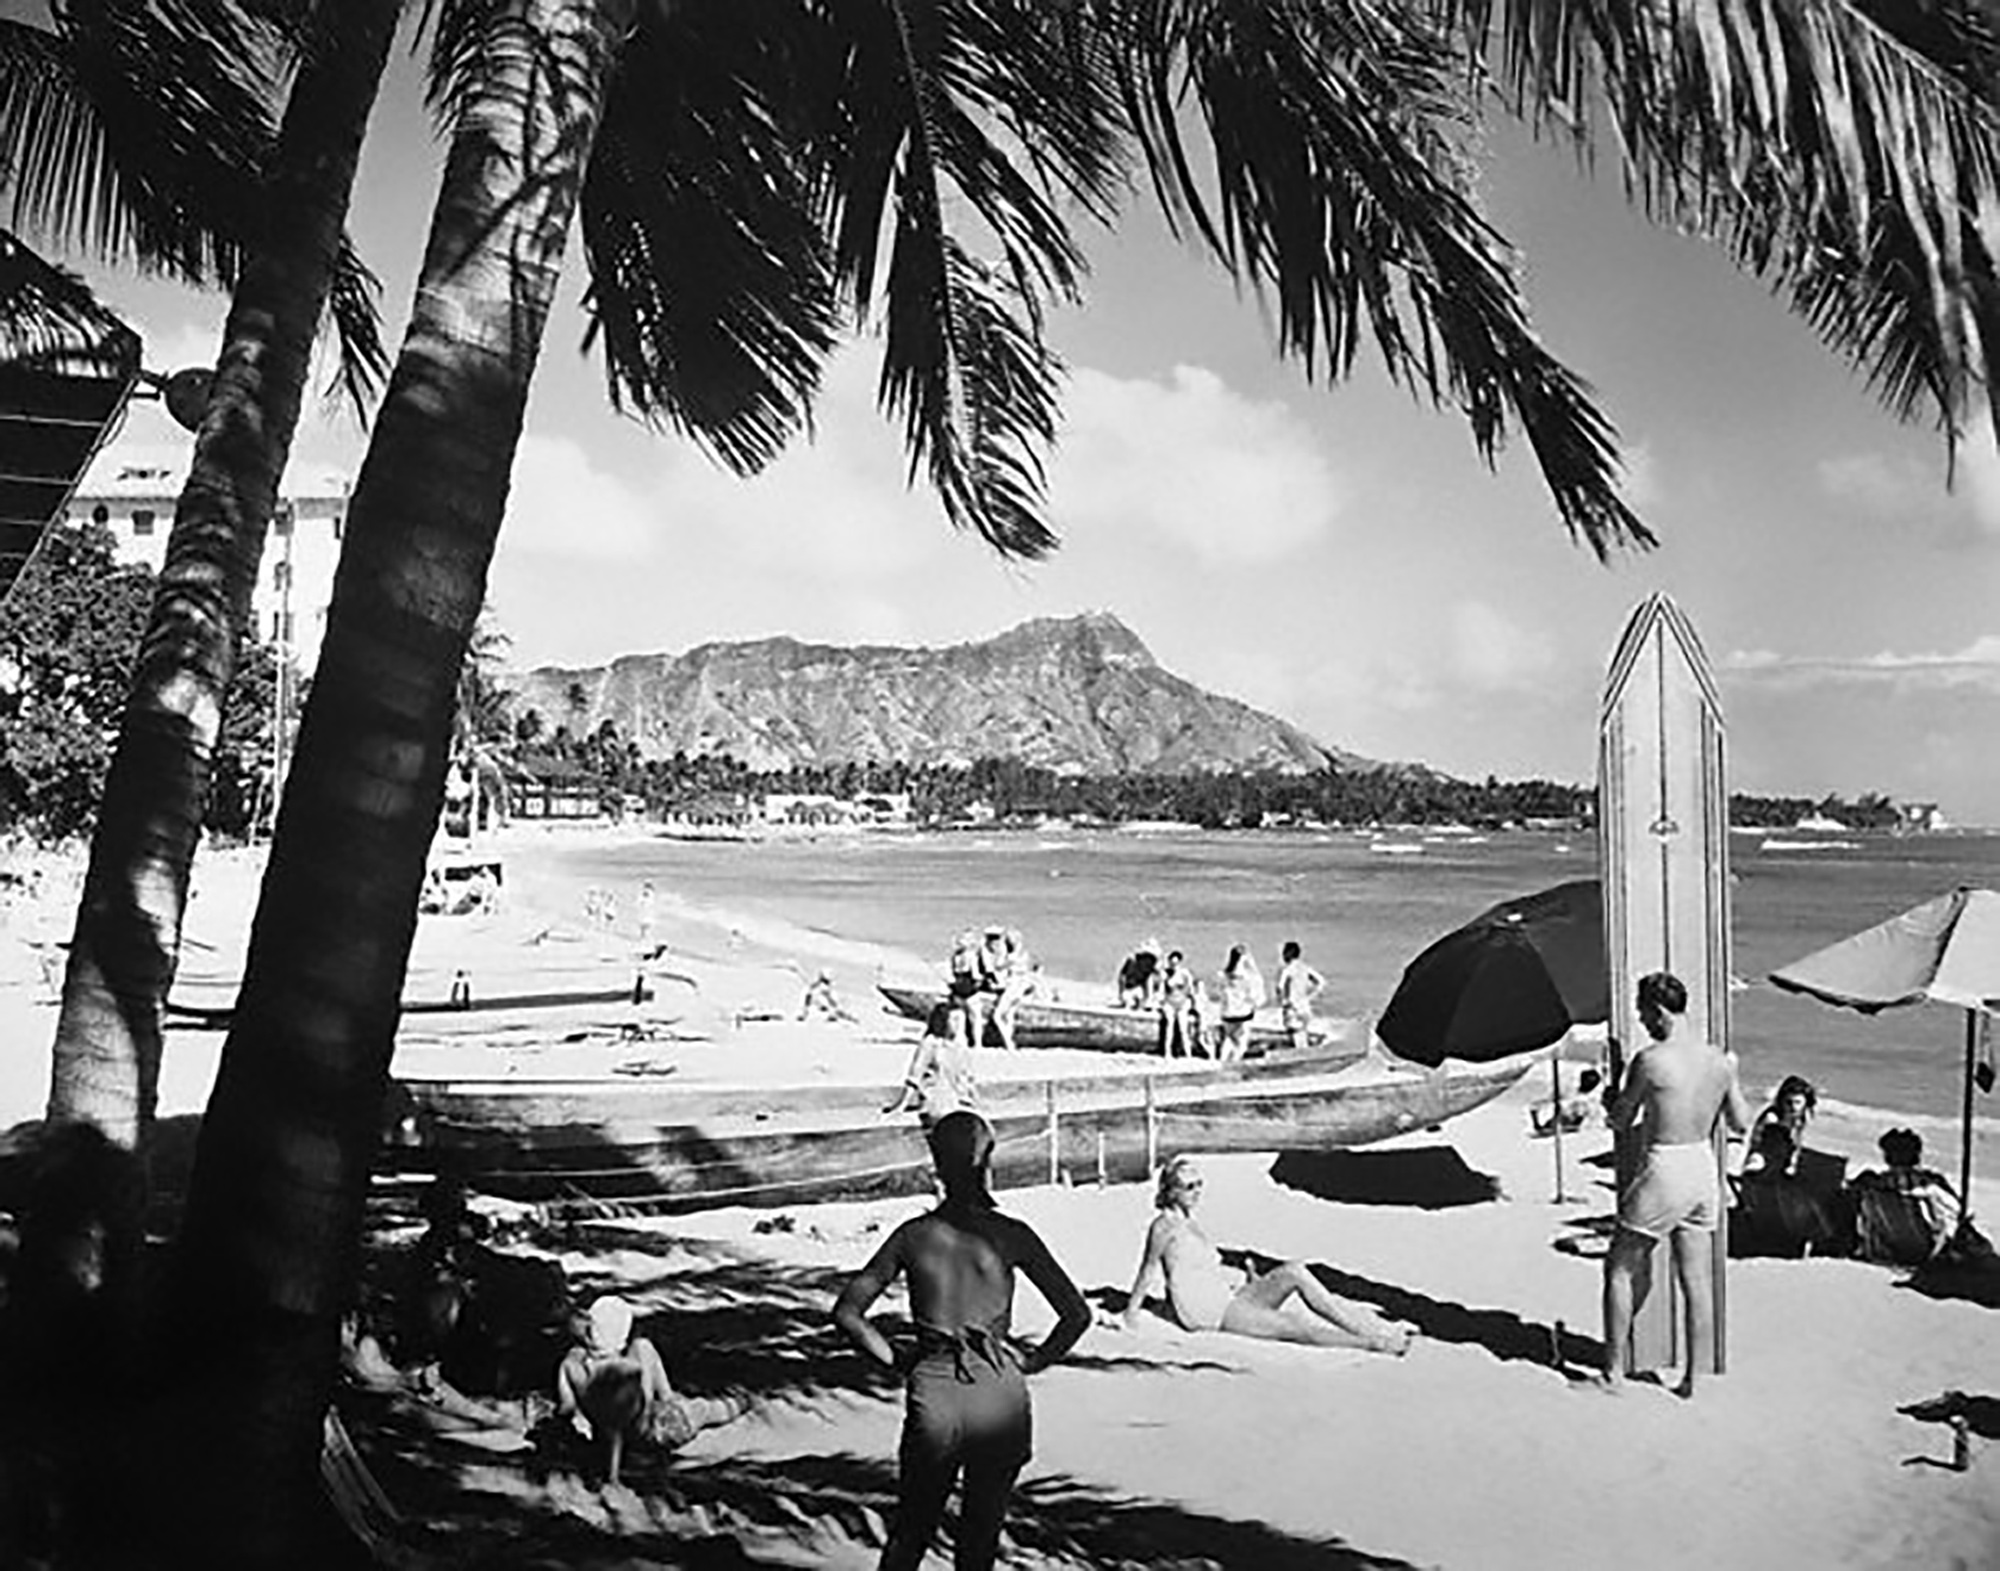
[1119,1155,1411,1352]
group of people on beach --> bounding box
[1118,936,1326,1059]
[1730,1072,1966,1264]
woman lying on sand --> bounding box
[1120,1155,1412,1353]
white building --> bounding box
[65,456,350,673]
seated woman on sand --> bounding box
[556,1295,748,1486]
[1745,1074,1818,1176]
[1119,1155,1411,1352]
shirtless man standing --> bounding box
[1599,970,1751,1398]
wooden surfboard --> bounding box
[1598,592,1733,1375]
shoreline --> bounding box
[5,824,1997,1180]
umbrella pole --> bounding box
[1550,1052,1567,1203]
[1961,1009,1978,1228]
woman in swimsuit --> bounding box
[834,1111,1091,1571]
[1120,1155,1411,1352]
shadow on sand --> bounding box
[350,1235,1430,1568]
[1268,1146,1502,1209]
[1227,1249,1605,1377]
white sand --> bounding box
[4,828,1998,1568]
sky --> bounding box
[68,31,2000,826]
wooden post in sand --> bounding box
[1045,1081,1060,1185]
[1598,593,1732,1376]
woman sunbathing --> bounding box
[1119,1155,1411,1352]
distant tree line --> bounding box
[501,702,1921,832]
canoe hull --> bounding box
[382,1051,1532,1215]
[876,983,1334,1056]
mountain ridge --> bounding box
[504,612,1384,776]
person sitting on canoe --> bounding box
[1117,938,1164,1009]
[1118,1155,1411,1353]
[556,1295,749,1487]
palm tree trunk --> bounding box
[160,2,632,1558]
[8,13,401,1566]
[49,2,402,1155]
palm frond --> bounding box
[323,237,390,414]
[578,0,839,473]
[0,227,139,371]
[1441,0,2000,453]
[809,0,1127,554]
[881,229,1063,555]
[21,1,278,282]
[0,7,388,416]
[1113,0,1646,554]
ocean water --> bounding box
[549,826,2000,1132]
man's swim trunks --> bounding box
[901,1321,1030,1476]
[1619,1140,1720,1238]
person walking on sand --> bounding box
[1119,1155,1411,1352]
[1273,940,1324,1053]
[1215,944,1265,1061]
[834,1112,1091,1571]
[1598,970,1751,1399]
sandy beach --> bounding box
[4,827,1998,1568]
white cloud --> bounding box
[1620,440,1663,510]
[1816,423,2000,540]
[1720,636,2000,692]
[1051,365,1346,565]
[1952,411,2000,535]
[503,434,656,560]
[1816,450,1926,517]
[1447,599,1558,691]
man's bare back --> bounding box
[1615,1030,1749,1148]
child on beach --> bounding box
[834,1112,1090,1571]
[1119,1155,1410,1352]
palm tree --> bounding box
[17,3,400,1160]
[133,0,2000,1556]
[1,5,398,1561]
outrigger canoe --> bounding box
[877,983,1346,1056]
[380,1037,1534,1215]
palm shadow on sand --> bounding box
[349,1234,1432,1567]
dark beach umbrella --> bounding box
[1770,886,2000,1225]
[1377,879,1608,1068]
